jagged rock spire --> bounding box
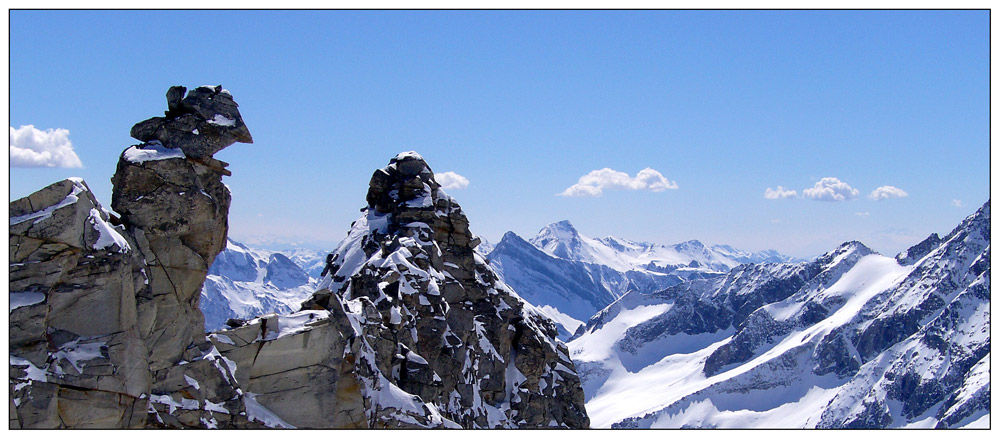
[211,151,590,428]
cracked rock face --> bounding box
[10,85,259,429]
[10,178,148,428]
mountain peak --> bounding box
[304,153,590,428]
[531,220,584,259]
[673,239,706,250]
[553,219,576,228]
[813,240,877,271]
[366,150,444,217]
[532,220,581,242]
[542,220,579,235]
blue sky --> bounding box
[8,10,990,257]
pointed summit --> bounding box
[531,220,583,259]
[247,152,592,428]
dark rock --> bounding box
[896,233,941,265]
[130,85,252,159]
[300,151,590,428]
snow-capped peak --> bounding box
[524,220,797,274]
[530,220,587,260]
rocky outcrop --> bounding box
[10,85,259,428]
[895,233,942,265]
[130,85,252,159]
[10,178,147,428]
[10,86,588,429]
[212,152,590,428]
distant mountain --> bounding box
[475,236,494,256]
[487,220,798,338]
[279,246,329,277]
[530,220,796,273]
[200,239,322,331]
[568,201,990,428]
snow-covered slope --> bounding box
[489,231,684,338]
[569,201,990,429]
[488,221,797,338]
[200,239,320,331]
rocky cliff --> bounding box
[9,86,589,429]
[10,85,269,428]
[210,151,590,428]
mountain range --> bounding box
[10,84,988,429]
[568,201,990,428]
[487,221,799,338]
[204,203,990,428]
[200,239,326,331]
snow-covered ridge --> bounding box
[487,220,799,338]
[530,220,798,273]
[569,200,990,429]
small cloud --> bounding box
[764,186,797,199]
[769,219,782,224]
[803,177,859,202]
[435,171,470,190]
[257,213,264,217]
[559,167,677,197]
[869,185,908,200]
[952,199,964,208]
[10,125,83,168]
[856,212,870,216]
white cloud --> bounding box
[10,125,83,168]
[952,199,964,208]
[856,212,870,216]
[869,185,908,200]
[764,186,797,199]
[435,171,470,190]
[802,177,859,202]
[559,167,677,197]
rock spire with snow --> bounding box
[211,151,590,428]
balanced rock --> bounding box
[10,86,261,429]
[130,85,253,159]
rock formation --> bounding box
[10,85,261,428]
[211,151,590,428]
[10,86,589,429]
